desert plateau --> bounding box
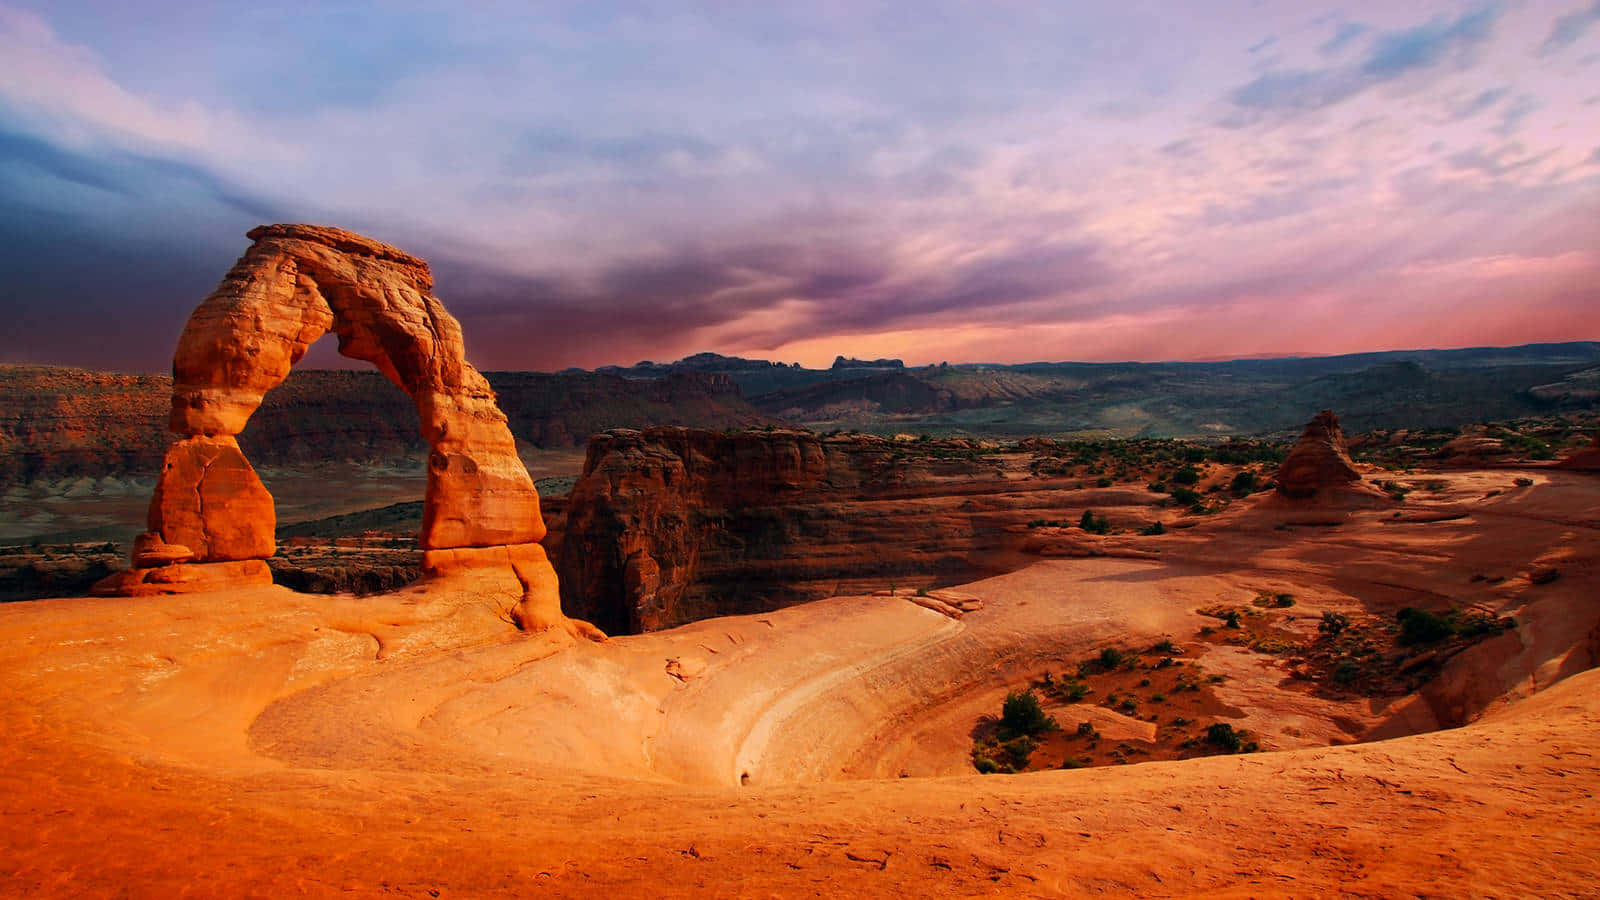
[4,2,1600,896]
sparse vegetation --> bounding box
[1079,509,1111,534]
[998,690,1058,740]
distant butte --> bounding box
[1275,409,1365,499]
[94,224,602,640]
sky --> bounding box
[0,1,1597,373]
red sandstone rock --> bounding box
[107,225,591,634]
[147,436,275,561]
[164,223,543,551]
[1275,410,1363,499]
[131,532,193,567]
[1559,434,1600,471]
[91,559,272,596]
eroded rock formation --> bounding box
[97,224,597,637]
[555,427,1100,634]
[1275,410,1363,499]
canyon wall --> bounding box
[555,427,1099,634]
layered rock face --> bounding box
[1275,410,1363,498]
[555,427,1073,634]
[99,225,593,636]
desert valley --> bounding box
[5,2,1600,895]
[0,223,1597,897]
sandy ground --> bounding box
[1,468,1597,897]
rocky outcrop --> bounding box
[1559,434,1600,471]
[556,427,1121,634]
[97,224,596,637]
[1275,410,1363,499]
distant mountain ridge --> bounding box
[3,341,1598,489]
[552,341,1600,438]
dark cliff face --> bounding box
[555,427,1022,635]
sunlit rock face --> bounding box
[100,225,586,636]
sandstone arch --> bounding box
[100,224,600,638]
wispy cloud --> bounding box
[1540,1,1600,55]
[0,0,1595,372]
[1228,5,1501,117]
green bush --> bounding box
[1205,723,1242,753]
[1172,465,1201,486]
[1397,607,1452,645]
[1170,487,1201,506]
[999,690,1058,740]
[1229,470,1259,494]
[999,735,1038,770]
[1140,521,1166,536]
[1098,647,1125,669]
[1318,612,1349,636]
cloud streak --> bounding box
[0,1,1596,372]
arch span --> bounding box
[99,224,598,638]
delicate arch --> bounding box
[103,225,599,638]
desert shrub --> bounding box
[1076,721,1098,738]
[1318,611,1349,636]
[1333,660,1361,684]
[999,690,1058,740]
[1140,521,1166,536]
[1229,470,1259,494]
[1060,756,1089,769]
[1148,480,1167,492]
[1150,639,1178,654]
[1060,679,1090,702]
[1172,465,1201,486]
[1170,486,1201,506]
[972,755,1000,774]
[1205,723,1242,752]
[999,735,1037,770]
[1397,607,1452,646]
[1096,476,1114,488]
[1079,509,1110,534]
[1119,696,1139,713]
[1223,610,1241,629]
[1098,647,1125,669]
[1151,693,1165,702]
